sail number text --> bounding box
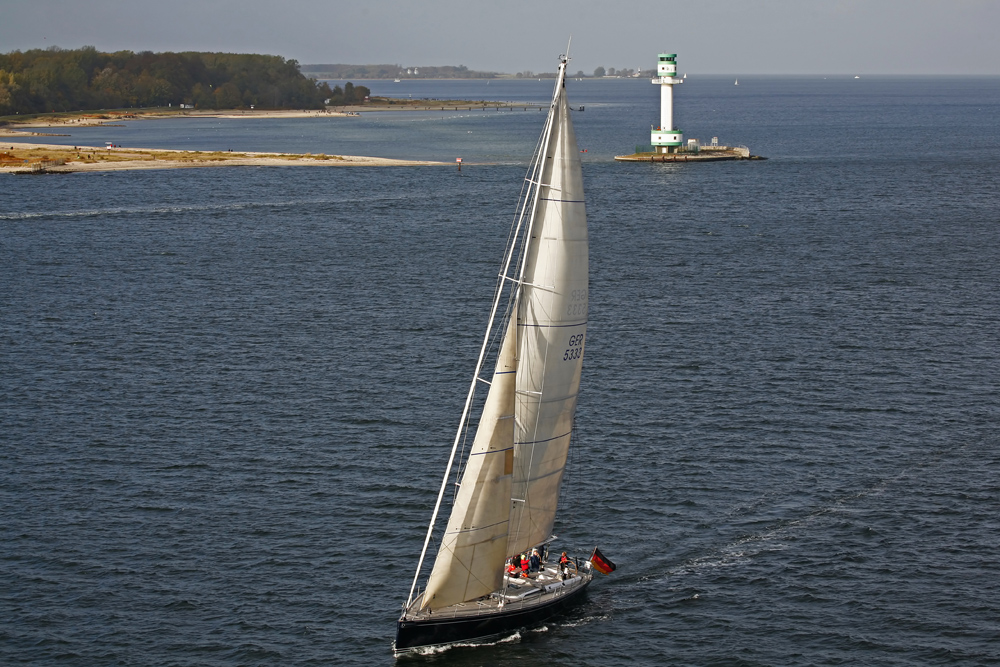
[563,333,585,361]
[566,289,588,317]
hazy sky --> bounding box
[3,0,999,75]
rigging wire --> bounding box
[451,126,546,493]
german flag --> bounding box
[590,547,617,575]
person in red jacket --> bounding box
[559,551,571,580]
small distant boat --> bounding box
[854,75,861,79]
[394,78,401,83]
[735,79,739,85]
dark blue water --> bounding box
[3,77,1000,666]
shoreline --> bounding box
[0,100,542,131]
[0,105,529,171]
[0,141,445,173]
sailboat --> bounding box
[395,47,595,654]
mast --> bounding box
[405,48,577,611]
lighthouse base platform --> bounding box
[615,149,765,163]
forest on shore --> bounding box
[0,47,369,116]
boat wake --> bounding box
[665,527,792,578]
[640,470,920,584]
[400,630,524,658]
[555,610,612,629]
[396,611,608,659]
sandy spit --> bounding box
[0,141,445,173]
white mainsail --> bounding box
[412,53,587,612]
[507,84,588,556]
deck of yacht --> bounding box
[404,562,592,621]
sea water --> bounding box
[3,76,1000,666]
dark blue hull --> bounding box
[394,579,590,653]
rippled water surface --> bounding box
[3,76,1000,666]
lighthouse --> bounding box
[616,52,761,162]
[650,53,683,153]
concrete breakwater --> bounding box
[614,148,766,162]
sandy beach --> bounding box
[0,107,462,172]
[0,102,543,171]
[0,140,443,172]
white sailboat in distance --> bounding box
[394,44,615,654]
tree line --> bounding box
[0,46,369,115]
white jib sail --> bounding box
[507,82,588,557]
[421,321,517,609]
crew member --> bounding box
[559,551,571,580]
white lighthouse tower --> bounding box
[650,53,683,153]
